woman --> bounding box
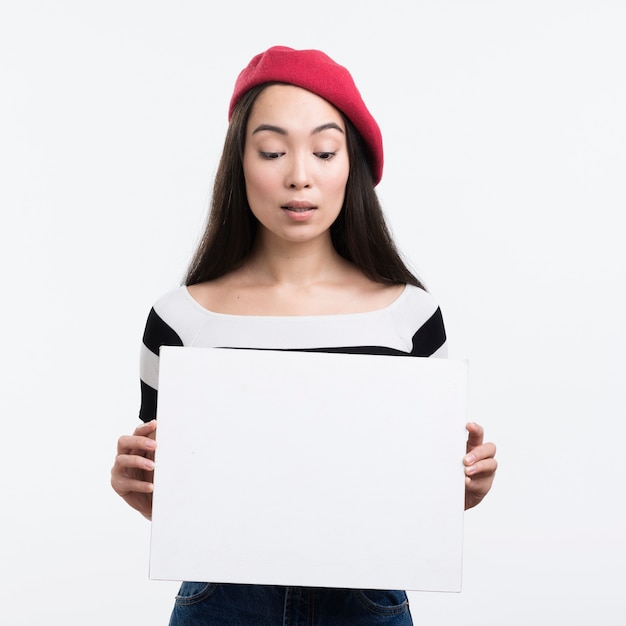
[111,46,497,625]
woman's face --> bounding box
[242,84,350,247]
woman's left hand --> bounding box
[464,422,497,510]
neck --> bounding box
[245,232,348,287]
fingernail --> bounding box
[465,454,475,464]
[144,459,155,470]
[145,439,156,449]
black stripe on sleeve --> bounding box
[139,380,158,423]
[142,308,184,356]
[410,307,447,357]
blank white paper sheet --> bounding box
[149,346,468,592]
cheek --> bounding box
[326,166,350,201]
[242,162,269,201]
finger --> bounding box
[117,434,157,455]
[464,457,498,477]
[465,465,496,488]
[111,474,155,496]
[465,471,496,496]
[114,453,156,473]
[465,474,494,493]
[466,422,484,451]
[464,441,497,465]
[133,419,157,437]
[111,454,155,496]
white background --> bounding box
[1,1,624,624]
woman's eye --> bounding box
[259,151,283,160]
[314,152,335,160]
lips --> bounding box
[281,201,316,212]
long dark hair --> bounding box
[185,83,424,289]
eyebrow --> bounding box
[251,122,344,136]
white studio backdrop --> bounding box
[1,1,624,624]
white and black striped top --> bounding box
[139,284,447,422]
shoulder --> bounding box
[399,284,442,317]
[142,286,208,352]
[394,285,448,357]
[151,285,194,317]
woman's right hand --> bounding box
[111,419,157,520]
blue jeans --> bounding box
[169,583,413,625]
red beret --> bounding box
[228,46,384,185]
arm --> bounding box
[463,422,497,510]
[112,296,183,518]
[110,419,158,520]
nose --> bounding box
[285,153,311,189]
